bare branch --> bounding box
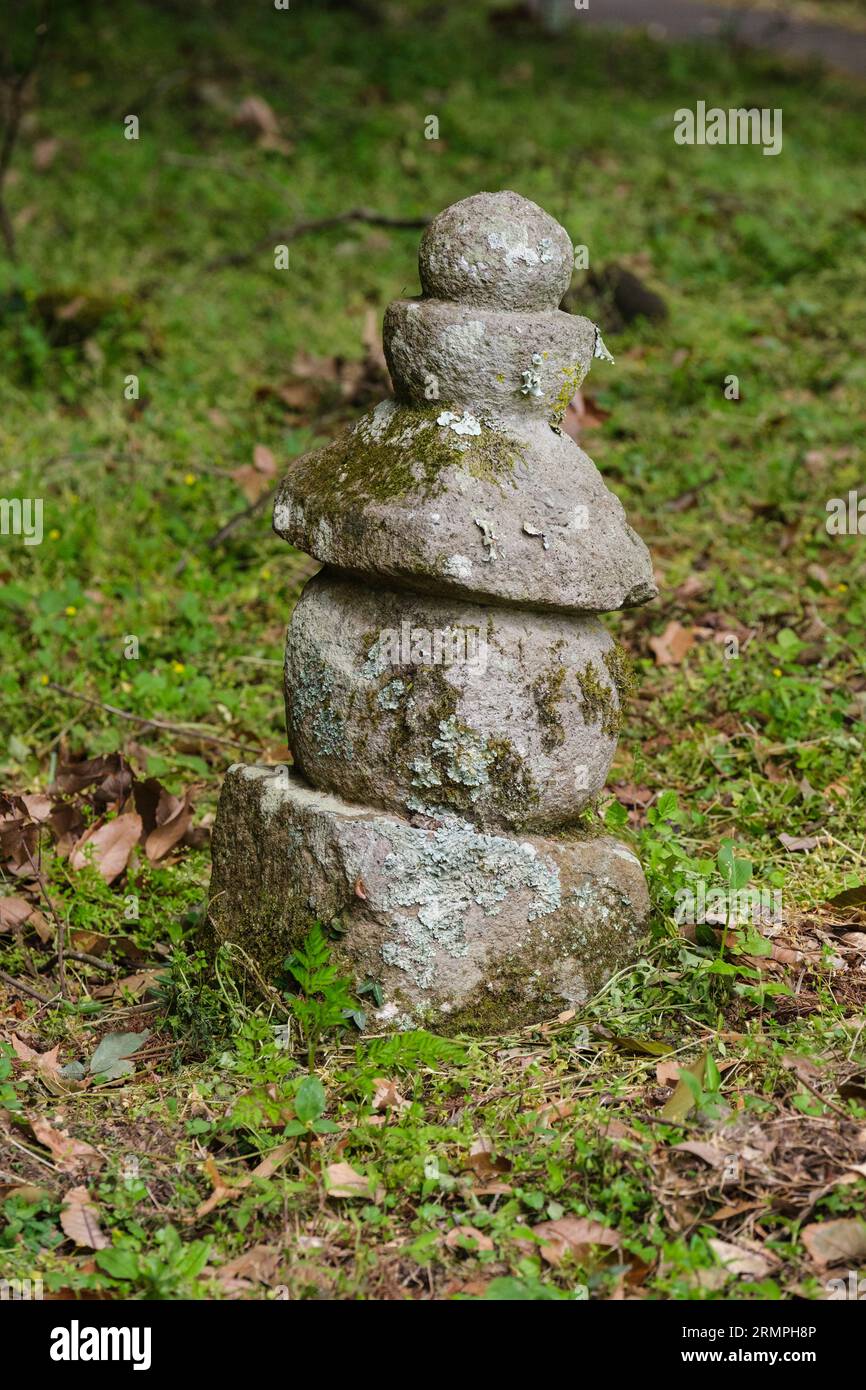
[207,206,430,271]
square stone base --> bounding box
[208,764,649,1033]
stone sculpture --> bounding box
[209,191,657,1032]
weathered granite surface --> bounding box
[417,190,574,311]
[209,765,649,1031]
[273,406,656,613]
[209,191,656,1032]
[285,570,627,831]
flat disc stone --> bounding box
[273,407,657,614]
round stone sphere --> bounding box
[418,191,575,311]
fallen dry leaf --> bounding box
[533,1216,622,1267]
[661,1054,707,1123]
[12,1034,60,1071]
[230,464,273,504]
[70,812,142,883]
[0,1182,51,1204]
[649,620,695,667]
[60,1186,109,1250]
[672,1141,727,1169]
[0,895,37,932]
[656,1058,686,1086]
[538,1099,575,1126]
[710,1200,766,1222]
[828,884,866,910]
[32,137,61,171]
[801,1218,866,1267]
[444,1225,494,1252]
[233,95,280,137]
[467,1134,512,1180]
[215,1244,281,1285]
[53,754,132,802]
[30,1119,104,1173]
[324,1161,376,1199]
[371,1077,408,1113]
[778,833,820,853]
[196,1142,293,1217]
[252,444,277,476]
[361,305,389,378]
[674,574,706,601]
[562,390,611,441]
[11,1037,82,1096]
[91,969,162,1001]
[145,789,192,863]
[708,1238,773,1278]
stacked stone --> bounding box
[209,192,657,1032]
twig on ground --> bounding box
[45,682,263,755]
[56,916,68,1000]
[2,1132,60,1171]
[206,484,277,550]
[207,206,430,271]
[20,837,70,999]
[62,950,121,975]
[0,968,52,1002]
[791,1069,850,1121]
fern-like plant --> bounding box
[284,923,360,1071]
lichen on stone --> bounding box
[474,515,499,561]
[432,714,491,791]
[520,353,544,398]
[378,678,410,711]
[378,817,562,988]
[289,650,354,759]
[593,326,616,364]
[442,553,473,579]
[437,409,482,436]
[410,715,491,808]
[550,361,588,425]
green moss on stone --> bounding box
[603,641,636,710]
[575,658,620,738]
[531,665,567,753]
[549,362,588,425]
[292,402,526,509]
[574,642,634,740]
[486,736,540,827]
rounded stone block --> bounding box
[273,404,657,614]
[418,191,574,311]
[285,571,629,832]
[384,299,596,420]
[208,764,649,1032]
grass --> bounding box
[1,0,865,1301]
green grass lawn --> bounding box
[1,0,865,1300]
